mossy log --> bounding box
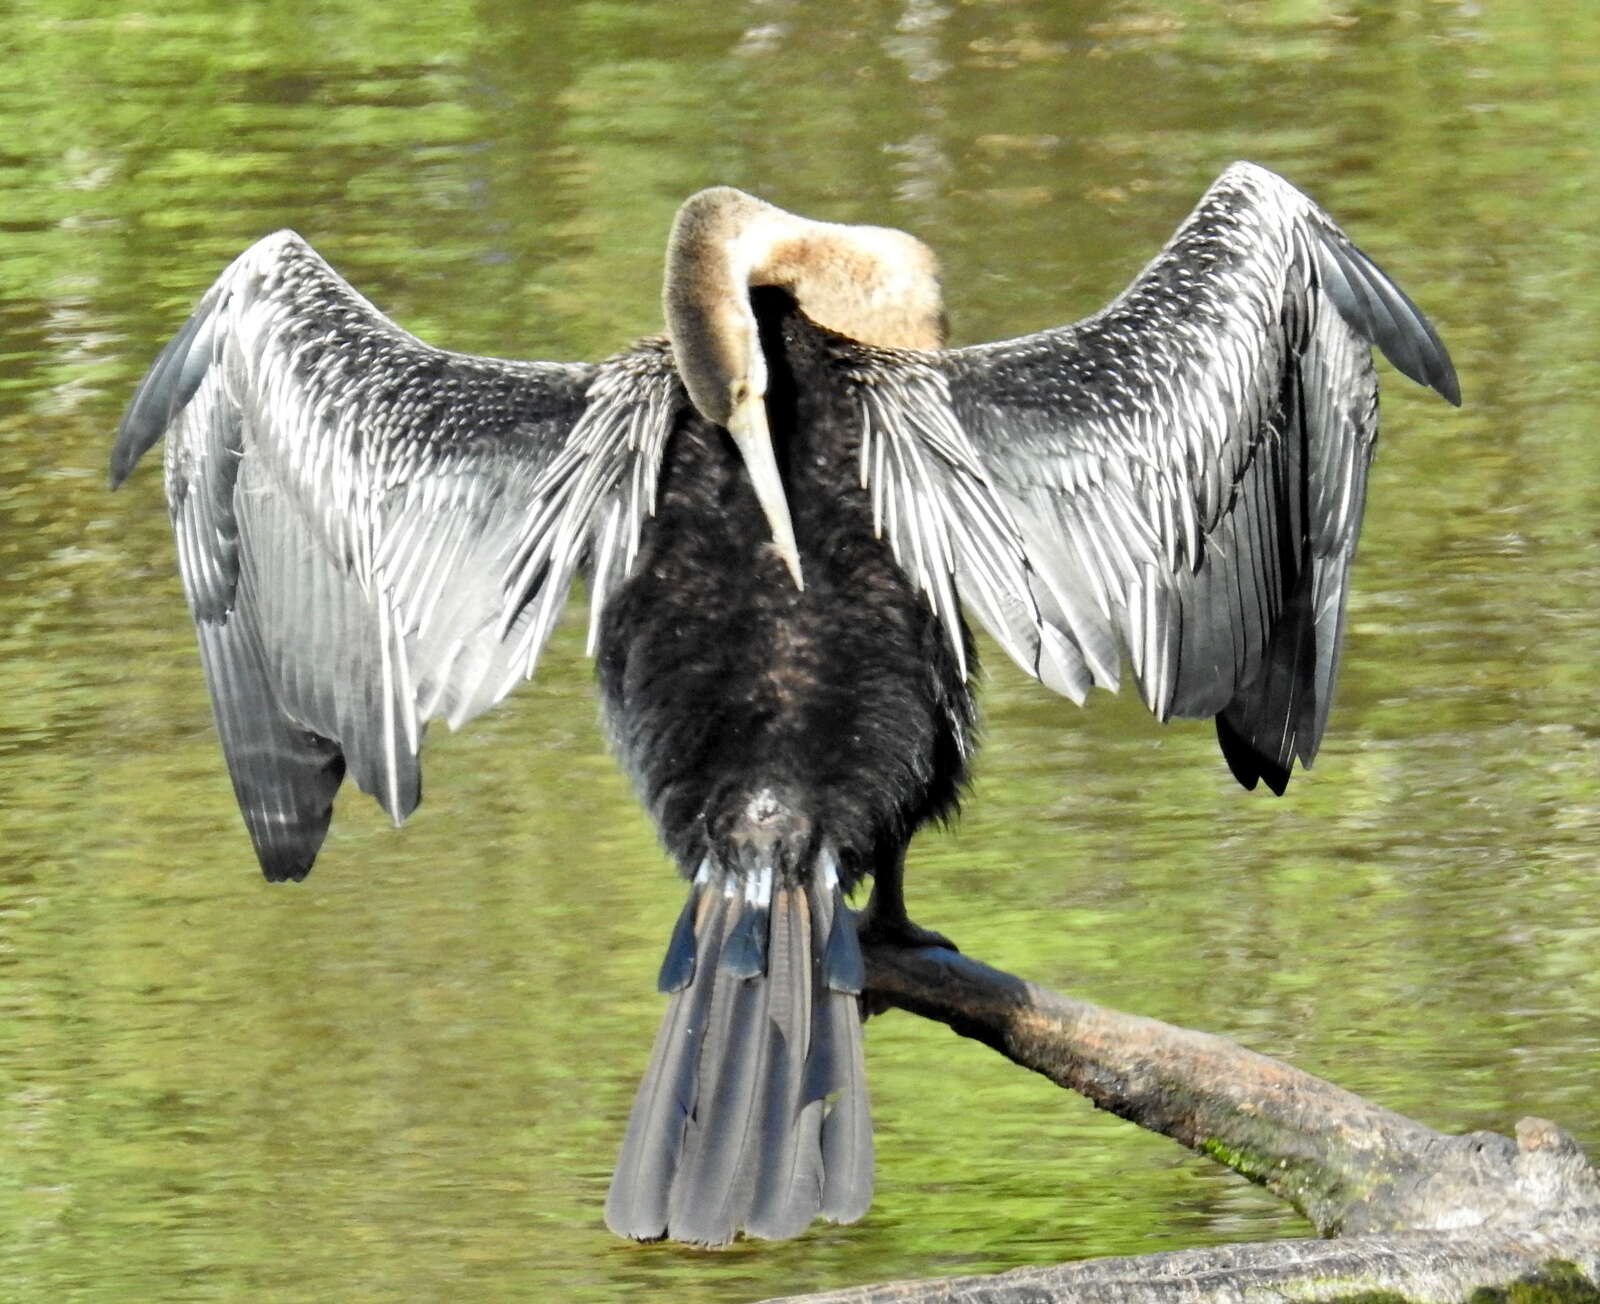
[772,946,1600,1304]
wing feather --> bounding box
[847,162,1457,789]
[955,162,1456,784]
[111,231,679,877]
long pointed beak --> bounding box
[726,391,804,590]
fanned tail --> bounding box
[605,844,871,1246]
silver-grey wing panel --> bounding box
[855,163,1457,791]
[112,232,679,876]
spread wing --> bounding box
[849,162,1458,792]
[111,231,680,879]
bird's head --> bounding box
[663,186,945,591]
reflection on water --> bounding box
[2,2,1598,1300]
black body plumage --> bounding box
[598,294,971,1241]
[598,291,971,888]
[108,164,1459,1247]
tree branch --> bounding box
[774,1225,1600,1304]
[772,945,1600,1303]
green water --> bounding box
[2,2,1597,1300]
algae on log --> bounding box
[772,945,1600,1304]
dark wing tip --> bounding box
[261,856,314,884]
[107,441,139,490]
[109,402,165,489]
[250,818,324,881]
[241,766,342,883]
[1216,714,1290,796]
[1315,231,1461,407]
[110,290,222,487]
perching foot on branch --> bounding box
[856,870,958,954]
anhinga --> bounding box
[109,163,1459,1246]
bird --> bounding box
[109,162,1459,1247]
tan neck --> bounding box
[741,214,947,350]
[662,189,946,423]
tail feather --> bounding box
[812,876,872,1225]
[819,989,873,1223]
[745,881,820,1240]
[605,849,872,1246]
[668,933,776,1242]
[606,878,730,1238]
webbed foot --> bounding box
[854,889,958,1018]
[855,909,957,954]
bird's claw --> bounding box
[854,909,957,1019]
[854,909,958,954]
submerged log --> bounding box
[775,1226,1600,1304]
[772,946,1600,1304]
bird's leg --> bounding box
[856,851,956,1019]
[856,850,957,954]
